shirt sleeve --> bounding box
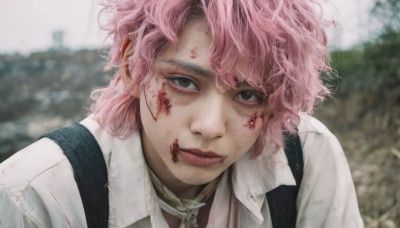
[296,125,364,227]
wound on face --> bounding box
[157,82,172,116]
[244,112,259,130]
[170,139,179,163]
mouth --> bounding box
[178,148,226,166]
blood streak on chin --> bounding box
[170,139,179,163]
[158,82,172,116]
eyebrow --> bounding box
[161,59,212,78]
[160,59,255,88]
[235,81,251,88]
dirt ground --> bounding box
[315,93,400,228]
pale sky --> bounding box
[0,0,375,54]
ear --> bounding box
[120,37,134,87]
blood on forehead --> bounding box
[190,48,197,59]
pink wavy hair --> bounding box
[91,0,331,157]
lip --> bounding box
[178,148,226,166]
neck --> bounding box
[159,173,201,199]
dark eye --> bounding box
[168,76,199,91]
[238,91,254,101]
[175,78,192,88]
[235,91,266,105]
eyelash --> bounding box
[234,91,266,106]
[166,75,200,93]
[165,74,266,106]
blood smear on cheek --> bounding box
[244,113,258,130]
[170,139,179,163]
[259,112,266,122]
[157,82,172,116]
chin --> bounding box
[173,167,222,186]
[181,178,212,186]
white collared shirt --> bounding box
[0,114,364,227]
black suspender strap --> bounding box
[266,132,304,228]
[40,123,109,228]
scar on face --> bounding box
[144,82,172,121]
[244,112,266,130]
[190,48,197,59]
[170,139,179,163]
[144,86,157,121]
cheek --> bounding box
[242,111,266,131]
[237,111,266,150]
[227,112,265,154]
[143,79,172,121]
[157,83,172,115]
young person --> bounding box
[0,0,363,227]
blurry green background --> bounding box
[0,0,399,227]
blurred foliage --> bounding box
[372,0,400,31]
[327,0,400,105]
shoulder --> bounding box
[0,138,71,197]
[298,112,336,138]
[296,113,351,182]
[0,133,86,226]
[296,113,352,194]
[297,113,343,159]
[295,114,364,226]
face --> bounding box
[140,20,267,187]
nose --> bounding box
[190,95,227,140]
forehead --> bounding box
[156,19,263,88]
[157,20,212,65]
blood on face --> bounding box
[144,81,172,121]
[190,49,197,59]
[259,112,266,121]
[158,82,172,115]
[244,112,267,130]
[170,139,180,163]
[245,113,258,130]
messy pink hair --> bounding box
[91,0,331,156]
